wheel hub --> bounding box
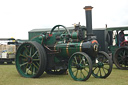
[98,62,104,68]
[76,64,83,70]
[27,57,32,64]
[122,55,127,59]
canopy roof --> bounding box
[106,26,128,31]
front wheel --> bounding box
[92,51,113,78]
[15,41,47,78]
[68,52,92,81]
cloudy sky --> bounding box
[0,0,128,39]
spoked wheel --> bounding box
[113,46,128,70]
[46,69,67,75]
[92,51,112,78]
[68,52,92,81]
[15,41,47,78]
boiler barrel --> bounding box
[54,42,82,57]
[54,40,98,58]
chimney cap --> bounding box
[83,6,93,10]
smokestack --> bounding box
[83,6,93,36]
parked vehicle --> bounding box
[0,38,27,64]
[93,26,128,70]
[107,27,128,70]
[15,6,112,81]
[0,38,17,64]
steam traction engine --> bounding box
[15,6,112,81]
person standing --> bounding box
[118,30,125,46]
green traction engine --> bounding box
[15,6,112,81]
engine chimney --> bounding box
[83,6,93,37]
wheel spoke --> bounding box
[123,50,126,56]
[79,56,84,64]
[30,64,32,74]
[33,67,36,74]
[30,47,32,56]
[74,56,78,64]
[122,60,126,65]
[36,62,40,66]
[25,65,31,74]
[102,67,106,74]
[20,62,28,67]
[84,68,89,73]
[24,46,30,54]
[19,54,26,57]
[79,55,82,64]
[26,63,29,69]
[119,53,123,57]
[72,61,76,64]
[96,68,100,75]
[33,59,40,61]
[93,66,98,71]
[103,66,109,71]
[121,51,124,55]
[31,51,38,58]
[118,59,123,63]
[81,70,85,78]
[83,59,88,66]
[32,63,39,70]
[72,69,77,73]
[99,68,102,77]
[75,70,78,77]
[22,59,27,62]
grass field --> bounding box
[0,64,128,85]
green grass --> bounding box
[0,64,128,85]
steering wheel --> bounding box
[50,25,70,35]
[120,41,128,46]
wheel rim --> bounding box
[50,25,70,35]
[92,51,112,78]
[16,42,44,78]
[114,47,128,69]
[68,52,92,81]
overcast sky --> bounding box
[0,0,128,39]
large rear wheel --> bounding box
[15,41,47,78]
